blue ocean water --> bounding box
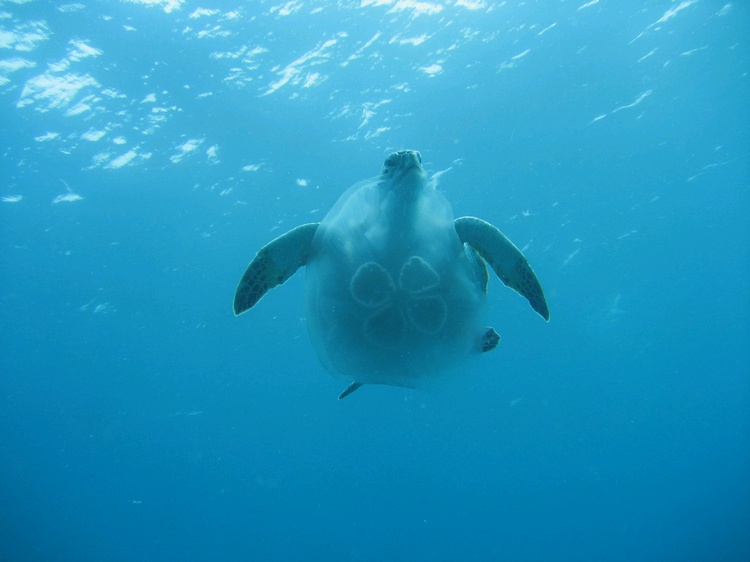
[1,1,748,560]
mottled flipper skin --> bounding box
[455,216,550,321]
[233,223,319,316]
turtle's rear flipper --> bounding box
[338,382,364,400]
[481,327,500,352]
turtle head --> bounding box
[381,150,426,189]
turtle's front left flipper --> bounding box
[233,223,319,315]
[455,216,549,321]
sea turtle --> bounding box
[234,149,549,399]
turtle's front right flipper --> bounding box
[455,216,549,321]
[233,223,319,315]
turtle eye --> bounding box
[382,153,399,174]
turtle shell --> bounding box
[304,151,487,388]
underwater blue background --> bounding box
[1,1,748,560]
